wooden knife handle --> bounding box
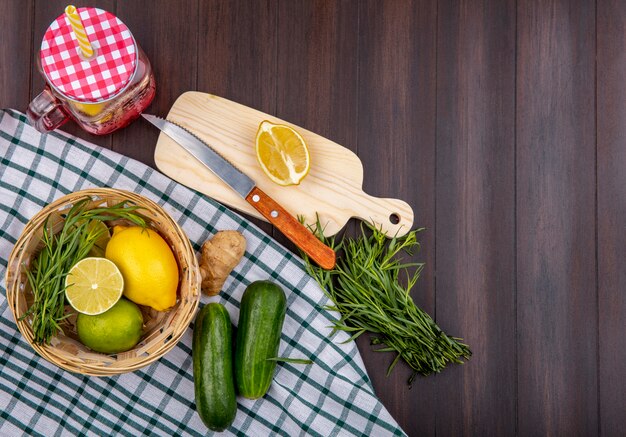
[245,187,336,270]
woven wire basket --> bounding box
[5,188,201,376]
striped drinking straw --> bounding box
[64,5,95,59]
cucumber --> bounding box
[193,303,237,431]
[235,280,287,399]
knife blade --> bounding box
[142,113,336,270]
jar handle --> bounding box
[26,89,69,132]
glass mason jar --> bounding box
[27,7,155,135]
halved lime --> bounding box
[65,257,124,315]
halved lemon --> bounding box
[255,120,311,186]
[65,257,124,315]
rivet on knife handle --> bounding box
[245,187,336,270]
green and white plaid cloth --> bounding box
[0,110,405,436]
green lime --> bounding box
[76,298,143,354]
[86,220,111,257]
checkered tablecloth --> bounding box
[0,110,405,436]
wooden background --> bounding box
[1,1,625,435]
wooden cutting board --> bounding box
[154,92,414,237]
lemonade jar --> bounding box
[27,6,155,135]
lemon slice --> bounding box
[70,101,105,117]
[65,257,124,315]
[255,120,311,186]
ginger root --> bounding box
[199,230,246,295]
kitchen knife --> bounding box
[142,114,336,270]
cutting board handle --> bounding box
[350,193,415,237]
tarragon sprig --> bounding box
[301,217,471,385]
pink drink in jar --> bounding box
[27,7,155,135]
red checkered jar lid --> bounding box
[40,7,137,102]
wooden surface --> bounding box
[1,1,624,435]
[154,92,414,237]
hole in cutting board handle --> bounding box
[389,213,400,225]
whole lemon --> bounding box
[105,226,179,311]
[77,298,143,354]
